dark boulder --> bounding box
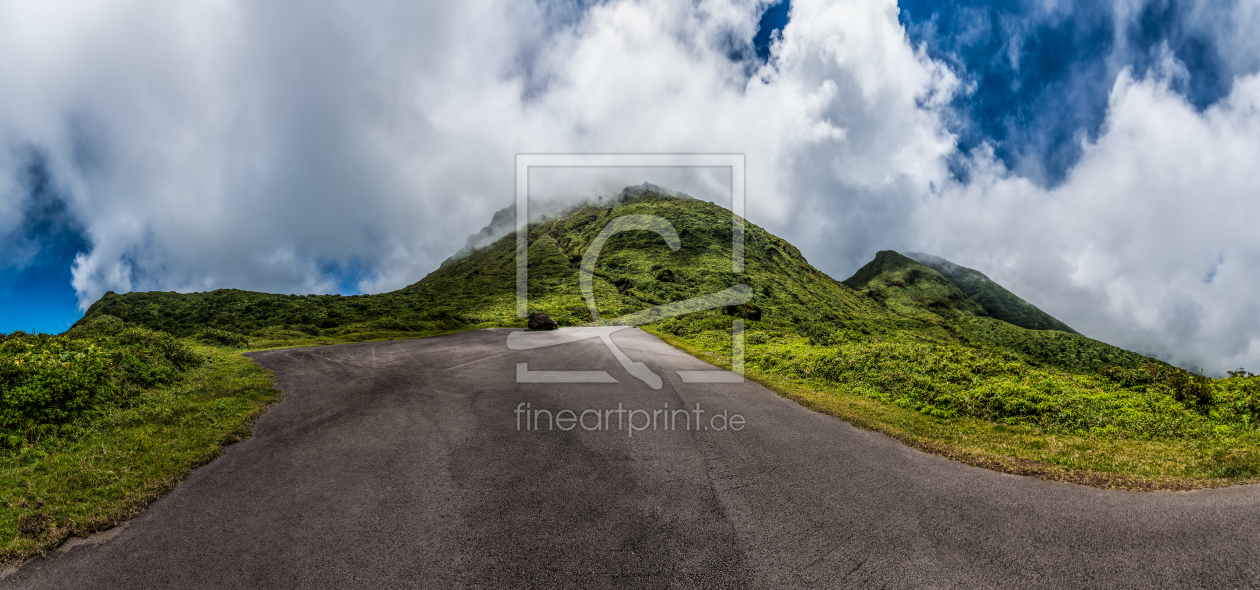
[528,312,559,331]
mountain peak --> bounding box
[844,250,1078,335]
[842,250,987,320]
[440,184,695,268]
[903,252,1078,335]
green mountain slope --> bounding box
[401,194,925,334]
[79,187,1149,376]
[81,191,936,344]
[841,250,988,321]
[904,251,1079,334]
[839,250,1146,373]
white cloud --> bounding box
[1,0,1259,374]
[912,68,1260,374]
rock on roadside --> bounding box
[527,313,558,330]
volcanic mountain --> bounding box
[78,186,1152,373]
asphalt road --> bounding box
[7,327,1260,588]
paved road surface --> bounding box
[6,327,1260,588]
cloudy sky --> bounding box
[2,0,1259,375]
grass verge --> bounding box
[645,327,1260,492]
[1,345,280,565]
[0,324,493,567]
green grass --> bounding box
[905,251,1080,334]
[80,288,492,341]
[842,249,987,322]
[644,318,1260,490]
[0,312,490,566]
[0,342,280,564]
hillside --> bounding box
[841,250,988,321]
[78,186,1151,375]
[838,249,1140,373]
[81,190,933,345]
[904,251,1079,334]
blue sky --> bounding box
[1,0,1258,374]
[898,0,1237,186]
[0,150,87,333]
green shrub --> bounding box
[0,319,202,437]
[1102,363,1215,407]
[801,323,838,346]
[196,329,250,348]
[692,327,1260,440]
[64,315,128,339]
[0,338,115,426]
[367,317,413,331]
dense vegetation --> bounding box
[842,250,989,321]
[1,316,200,445]
[81,289,474,343]
[905,251,1079,334]
[0,316,280,562]
[658,319,1260,441]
